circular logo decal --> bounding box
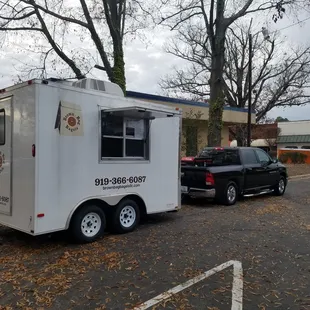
[67,116,77,127]
[63,112,81,132]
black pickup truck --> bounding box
[181,147,288,206]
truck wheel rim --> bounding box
[227,185,236,202]
[120,206,136,228]
[81,212,101,237]
[279,179,285,193]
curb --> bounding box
[288,174,310,180]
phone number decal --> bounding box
[95,176,146,187]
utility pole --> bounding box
[247,33,253,147]
[246,26,271,147]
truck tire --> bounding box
[111,199,140,234]
[273,176,286,196]
[70,205,106,243]
[219,181,238,206]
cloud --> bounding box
[123,31,184,95]
[268,105,310,121]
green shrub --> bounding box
[279,152,307,164]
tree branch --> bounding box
[79,0,113,79]
[19,0,88,27]
[32,4,85,79]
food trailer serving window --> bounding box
[100,106,175,160]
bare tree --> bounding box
[229,124,255,147]
[0,0,153,93]
[224,23,310,144]
[156,0,306,146]
[181,109,203,156]
[265,126,281,148]
[224,24,310,121]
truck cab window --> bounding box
[241,149,258,165]
[101,111,149,160]
[255,148,271,164]
[0,110,5,145]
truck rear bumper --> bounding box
[182,187,216,199]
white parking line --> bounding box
[133,260,243,310]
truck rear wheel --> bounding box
[219,181,238,206]
[70,205,106,243]
[111,199,140,234]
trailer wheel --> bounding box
[111,199,140,234]
[70,205,106,243]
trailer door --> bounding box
[0,97,12,215]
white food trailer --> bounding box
[0,78,182,243]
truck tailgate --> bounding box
[181,166,209,189]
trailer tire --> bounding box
[111,199,140,234]
[70,205,106,243]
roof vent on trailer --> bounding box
[71,78,124,97]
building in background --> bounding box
[229,123,278,156]
[127,91,255,156]
[277,120,310,164]
[277,120,310,150]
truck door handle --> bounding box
[257,167,267,171]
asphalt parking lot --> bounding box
[1,177,310,310]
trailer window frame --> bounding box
[0,108,5,146]
[100,110,150,161]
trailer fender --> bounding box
[65,193,144,230]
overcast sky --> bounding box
[0,5,310,121]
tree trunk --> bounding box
[207,0,227,147]
[207,27,226,146]
[111,43,126,95]
[235,125,247,146]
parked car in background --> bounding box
[181,147,288,206]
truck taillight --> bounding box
[181,156,194,161]
[205,172,214,186]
